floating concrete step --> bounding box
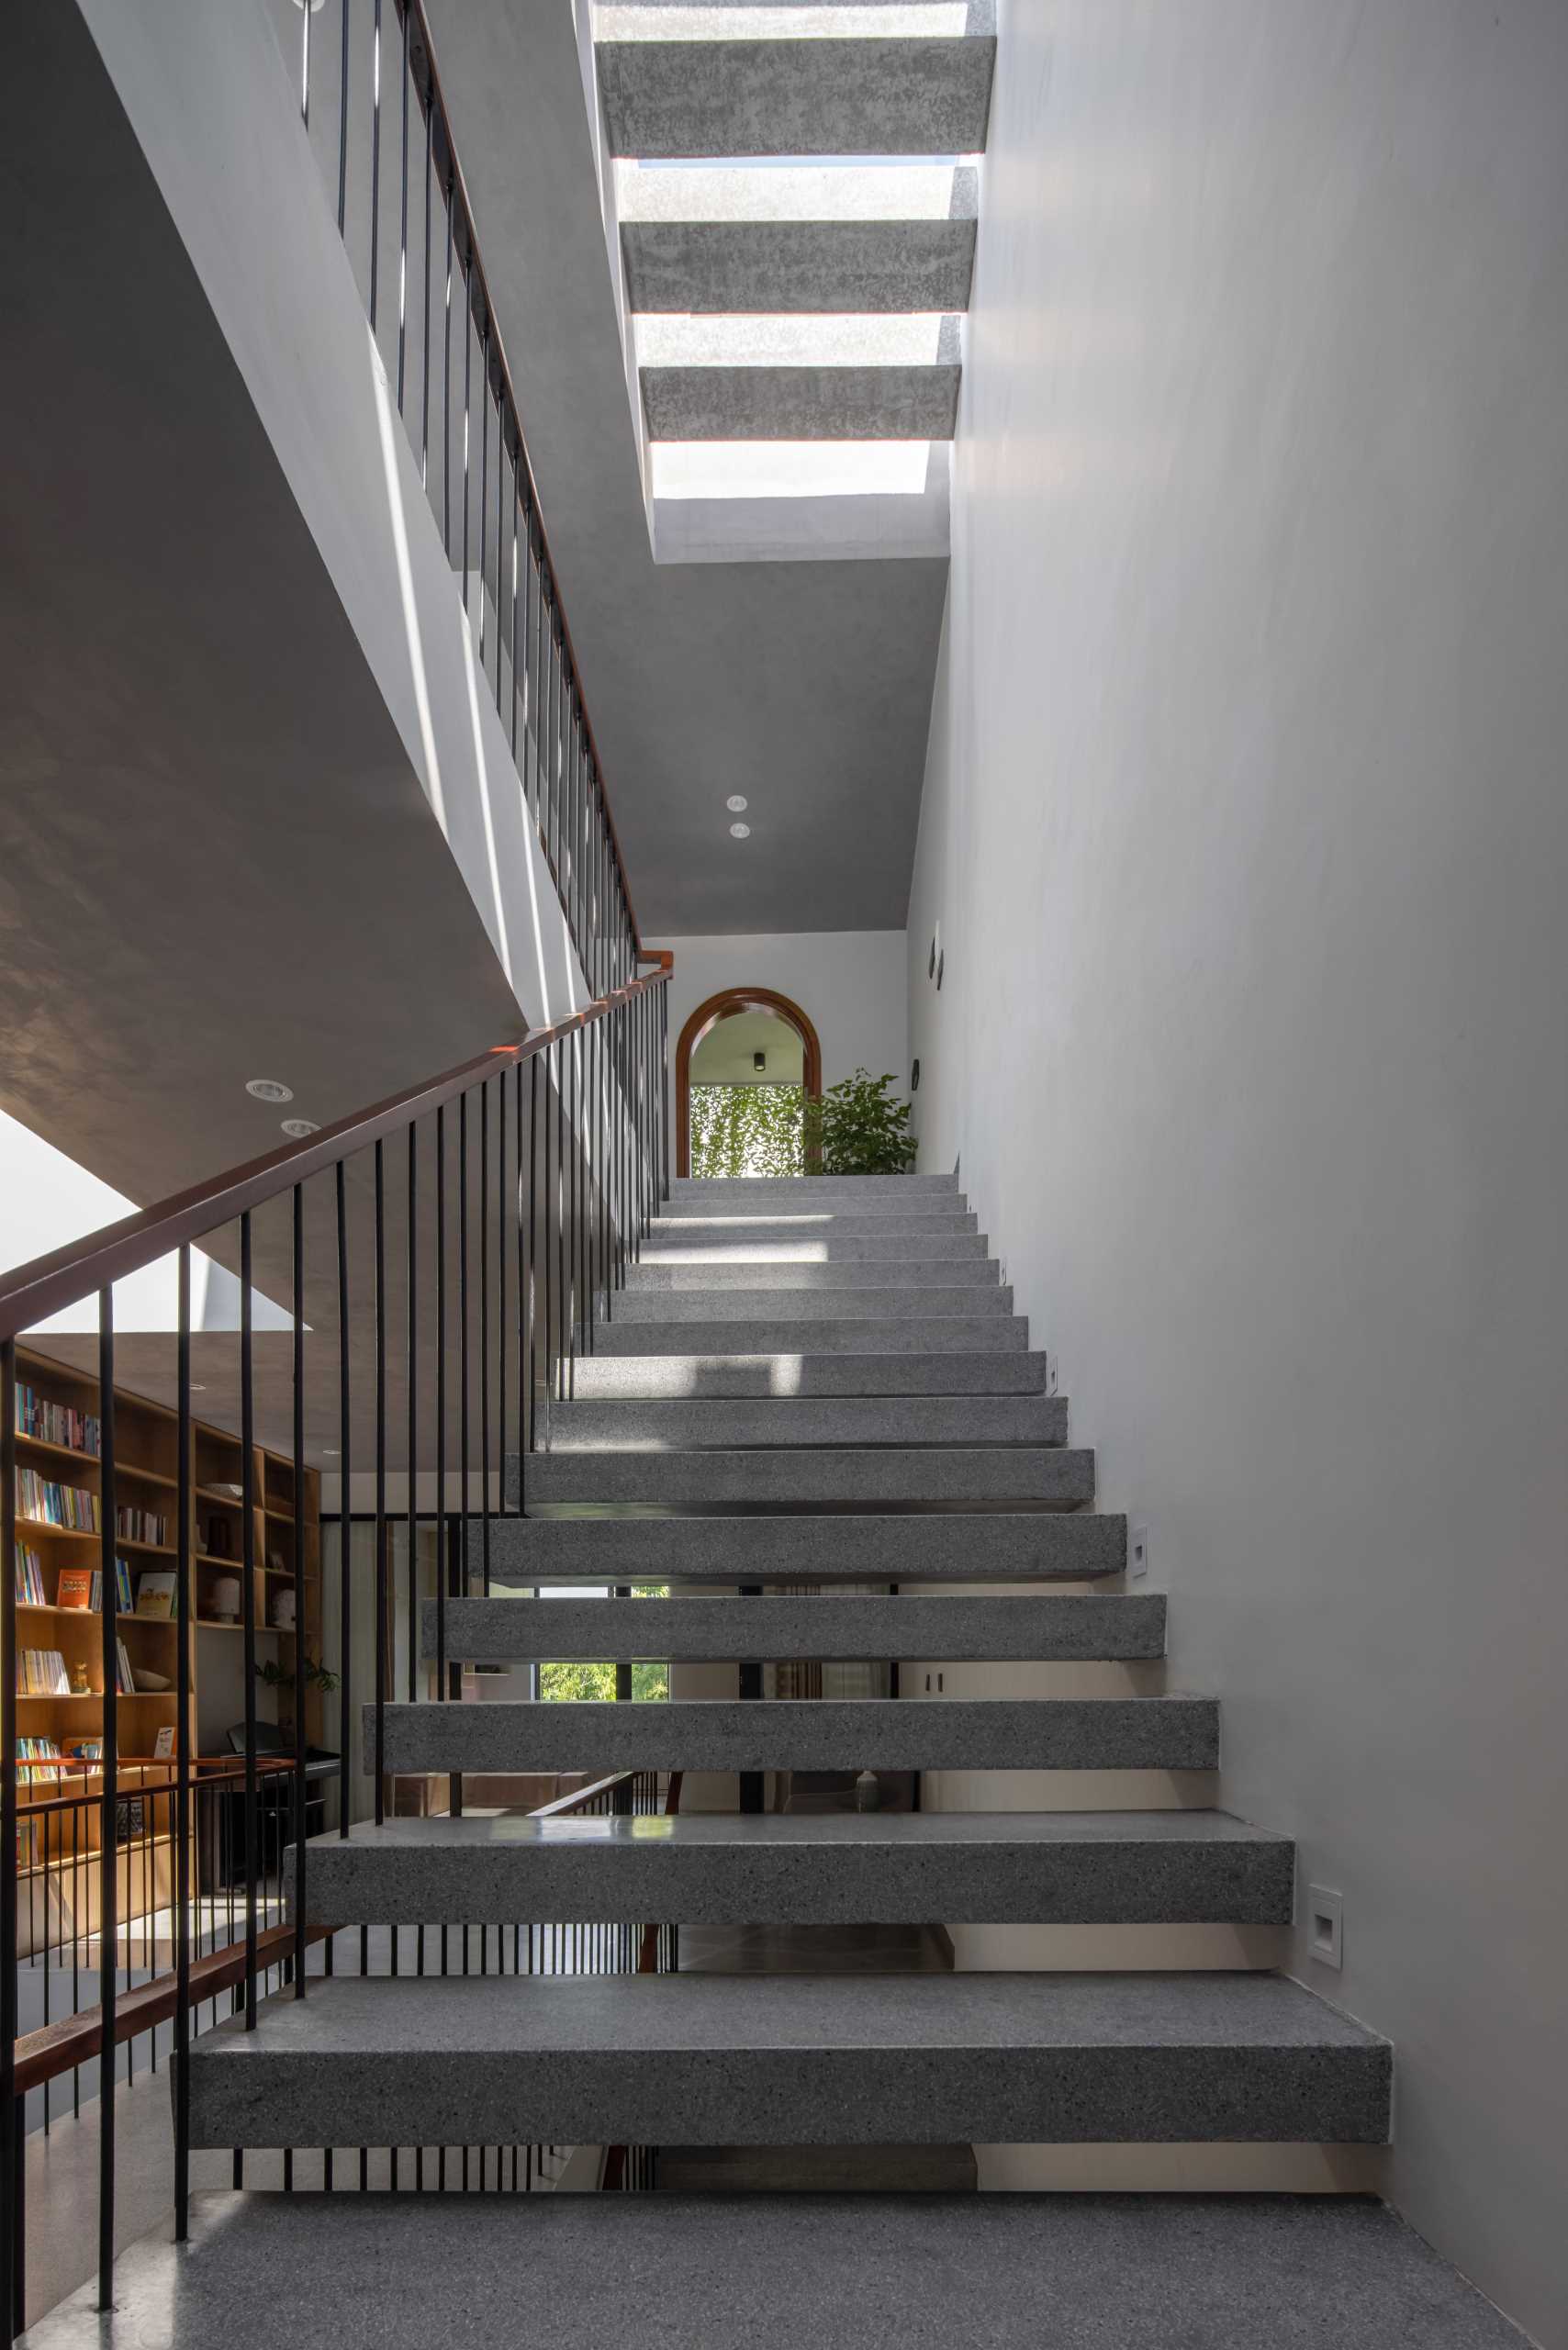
[566,1352,1048,1399]
[430,1593,1165,1665]
[593,1315,1027,1357]
[641,363,961,442]
[597,37,997,162]
[543,1395,1066,1449]
[521,1447,1092,1508]
[641,1225,984,1260]
[623,1259,1002,1292]
[612,1286,1014,1325]
[476,1511,1127,1584]
[667,1175,958,1203]
[46,2190,1524,2350]
[184,1971,1388,2151]
[376,1697,1217,1776]
[654,1205,977,1234]
[291,1811,1291,1930]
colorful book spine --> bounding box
[13,1546,47,1605]
[17,1648,73,1697]
[114,1505,168,1547]
[16,1470,100,1533]
[15,1385,101,1457]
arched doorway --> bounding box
[676,987,823,1179]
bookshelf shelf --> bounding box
[11,1345,321,1776]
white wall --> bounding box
[649,932,908,1096]
[907,3,1568,2340]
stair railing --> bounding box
[0,954,672,2328]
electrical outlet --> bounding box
[1128,1521,1149,1580]
[1307,1886,1343,1970]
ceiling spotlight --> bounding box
[322,1447,340,1457]
[726,794,748,813]
[281,1117,320,1139]
[246,1078,294,1103]
[729,822,751,839]
[753,1051,767,1073]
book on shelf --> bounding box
[116,1637,134,1695]
[14,1546,47,1606]
[134,1569,176,1619]
[17,1648,72,1697]
[152,1725,175,1760]
[56,1561,134,1612]
[15,1384,101,1457]
[115,1505,168,1547]
[16,1469,99,1533]
[17,1735,65,1782]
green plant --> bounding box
[689,1083,804,1178]
[254,1653,340,1694]
[802,1070,916,1176]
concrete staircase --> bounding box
[600,11,996,453]
[185,1170,1392,2166]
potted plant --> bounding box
[801,1070,917,1176]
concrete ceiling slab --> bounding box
[641,363,960,439]
[622,218,978,312]
[422,0,949,934]
[597,35,995,156]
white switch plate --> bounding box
[1128,1521,1149,1580]
[1307,1885,1344,1970]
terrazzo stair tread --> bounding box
[642,360,962,443]
[644,1212,980,1245]
[622,1259,1002,1292]
[565,1350,1050,1399]
[289,1810,1293,1929]
[522,1447,1093,1507]
[598,37,996,162]
[182,1972,1389,2149]
[614,1285,1016,1323]
[431,1592,1164,1663]
[591,1315,1029,1356]
[476,1510,1128,1583]
[641,1234,989,1264]
[27,2192,1525,2349]
[543,1395,1068,1449]
[666,1175,958,1202]
[375,1696,1217,1775]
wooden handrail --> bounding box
[0,966,671,1342]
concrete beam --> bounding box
[597,36,996,158]
[642,362,961,440]
[622,218,977,314]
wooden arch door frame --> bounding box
[675,987,823,1179]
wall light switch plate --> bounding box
[1128,1521,1149,1580]
[1307,1885,1344,1970]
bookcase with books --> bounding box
[10,1346,322,1945]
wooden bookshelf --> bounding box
[11,1344,322,1775]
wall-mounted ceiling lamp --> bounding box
[730,822,751,839]
[246,1078,294,1103]
[727,794,748,812]
[281,1118,320,1139]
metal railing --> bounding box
[287,0,642,993]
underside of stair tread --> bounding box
[30,2193,1523,2350]
[614,1285,1015,1322]
[598,37,997,162]
[624,1257,1002,1290]
[291,1810,1294,1928]
[183,1971,1390,2149]
[375,1695,1218,1775]
[544,1395,1066,1447]
[641,361,961,443]
[476,1510,1127,1581]
[564,1350,1049,1398]
[429,1592,1165,1662]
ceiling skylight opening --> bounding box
[597,6,973,39]
[652,440,933,499]
[615,159,975,224]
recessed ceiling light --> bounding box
[726,794,748,812]
[729,822,751,839]
[246,1078,294,1103]
[321,1447,340,1457]
[281,1118,320,1139]
[189,1384,207,1393]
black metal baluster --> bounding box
[435,1104,447,1695]
[97,1288,119,2301]
[477,325,489,672]
[554,1044,567,1404]
[442,176,454,554]
[480,1080,492,1586]
[528,1058,541,1457]
[459,1091,471,1643]
[240,1223,260,2034]
[420,62,432,487]
[461,250,473,599]
[369,0,383,332]
[515,1061,526,1498]
[408,1123,419,1703]
[1,1340,19,2333]
[375,1139,387,1824]
[497,1069,508,1532]
[509,459,521,759]
[397,0,409,411]
[337,1164,352,1841]
[543,1049,556,1417]
[566,1033,578,1401]
[290,1191,308,1996]
[337,0,351,235]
